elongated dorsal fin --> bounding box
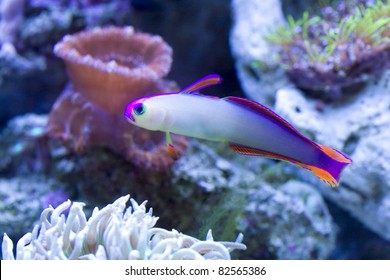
[180,74,222,94]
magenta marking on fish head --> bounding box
[124,93,178,123]
[124,98,147,123]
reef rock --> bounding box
[0,0,26,45]
[274,71,390,241]
[0,177,55,244]
[230,0,290,105]
[239,180,335,259]
[0,113,336,259]
[0,43,47,126]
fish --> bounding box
[124,74,352,187]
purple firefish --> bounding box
[124,74,352,187]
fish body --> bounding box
[124,74,352,187]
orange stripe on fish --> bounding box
[318,144,352,163]
[295,163,338,187]
[229,143,299,163]
[229,143,347,187]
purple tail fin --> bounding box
[297,144,352,187]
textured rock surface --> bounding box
[0,114,336,259]
[0,0,26,45]
[0,177,53,241]
[230,0,290,105]
[0,45,48,126]
[239,180,335,259]
[275,71,390,240]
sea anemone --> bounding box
[1,195,247,260]
[262,0,390,100]
[47,26,188,171]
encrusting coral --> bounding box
[46,26,188,171]
[1,195,246,260]
[263,0,390,99]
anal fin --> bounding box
[229,144,297,163]
[229,143,342,188]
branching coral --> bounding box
[1,195,246,260]
[47,26,188,171]
[263,0,390,99]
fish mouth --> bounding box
[127,114,135,122]
[124,108,135,122]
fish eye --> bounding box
[133,103,146,116]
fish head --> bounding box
[124,96,167,131]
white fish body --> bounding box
[138,93,315,164]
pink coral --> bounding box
[47,26,188,171]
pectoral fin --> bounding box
[166,132,178,160]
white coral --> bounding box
[2,195,246,260]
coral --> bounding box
[0,0,26,45]
[47,26,188,171]
[0,1,133,127]
[1,195,246,260]
[53,26,173,113]
[263,0,390,99]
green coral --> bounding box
[262,0,390,99]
